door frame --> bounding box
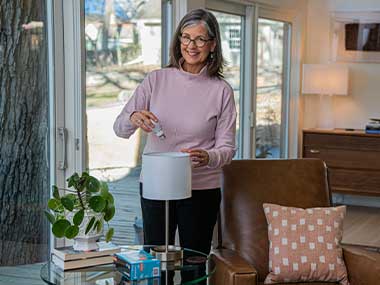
[52,0,303,249]
[55,1,303,179]
[205,0,256,159]
[55,0,174,248]
[202,1,301,159]
[62,0,174,178]
[257,5,302,158]
[57,0,302,168]
[255,16,292,158]
[47,0,67,248]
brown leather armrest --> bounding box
[343,246,380,285]
[210,248,258,285]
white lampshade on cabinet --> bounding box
[302,64,349,129]
[302,64,348,95]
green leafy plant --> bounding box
[45,172,115,242]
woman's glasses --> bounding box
[179,35,213,48]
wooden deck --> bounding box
[0,263,44,285]
[107,166,142,245]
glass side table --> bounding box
[40,245,216,285]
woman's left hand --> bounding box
[181,149,209,168]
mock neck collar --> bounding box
[178,58,209,78]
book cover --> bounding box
[113,250,160,280]
[366,123,380,129]
[118,274,161,285]
[366,119,380,131]
[53,241,120,261]
[52,253,114,270]
[366,129,380,134]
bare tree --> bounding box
[0,0,49,265]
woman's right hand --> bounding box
[130,110,158,132]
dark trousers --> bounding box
[140,183,221,255]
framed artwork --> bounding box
[331,11,380,63]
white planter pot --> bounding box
[67,210,103,251]
[73,235,101,251]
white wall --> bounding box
[303,0,380,129]
[255,0,307,9]
[304,0,380,207]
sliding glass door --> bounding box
[208,3,293,159]
[255,18,291,158]
[60,3,295,255]
[209,10,244,158]
[84,0,162,245]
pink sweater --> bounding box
[113,65,237,190]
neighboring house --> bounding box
[219,19,242,66]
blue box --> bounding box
[113,250,161,280]
[119,276,160,285]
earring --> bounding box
[210,52,214,60]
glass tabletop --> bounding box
[40,245,216,285]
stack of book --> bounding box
[365,118,380,134]
[52,242,120,270]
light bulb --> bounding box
[152,121,166,140]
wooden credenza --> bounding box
[302,128,380,196]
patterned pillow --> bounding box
[263,203,349,285]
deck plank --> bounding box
[106,166,143,245]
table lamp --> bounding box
[302,64,348,129]
[142,152,192,262]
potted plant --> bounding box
[45,172,115,250]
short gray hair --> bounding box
[180,20,216,39]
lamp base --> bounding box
[318,94,335,129]
[150,245,183,261]
[160,259,183,271]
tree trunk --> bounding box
[0,0,49,265]
[101,0,113,64]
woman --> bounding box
[113,9,236,256]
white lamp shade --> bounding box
[302,64,348,96]
[142,152,192,200]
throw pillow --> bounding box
[263,203,349,285]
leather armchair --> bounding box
[211,159,380,285]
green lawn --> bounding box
[86,91,119,108]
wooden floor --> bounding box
[342,205,380,250]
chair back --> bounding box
[219,159,331,281]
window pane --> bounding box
[0,0,50,280]
[210,11,243,158]
[256,18,286,158]
[85,0,161,245]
